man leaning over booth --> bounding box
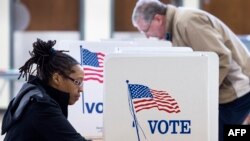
[132,0,250,141]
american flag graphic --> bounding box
[128,83,181,113]
[80,48,105,83]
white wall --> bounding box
[183,0,200,8]
[84,0,112,41]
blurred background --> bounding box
[1,0,250,139]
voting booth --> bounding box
[56,40,193,139]
[103,52,219,141]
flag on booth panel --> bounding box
[80,47,105,83]
[128,83,181,113]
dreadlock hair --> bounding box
[18,38,79,83]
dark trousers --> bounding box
[219,92,250,141]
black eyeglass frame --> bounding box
[65,75,83,87]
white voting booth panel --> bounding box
[56,40,192,139]
[115,46,192,54]
[104,52,219,141]
[100,38,172,47]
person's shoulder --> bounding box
[27,86,61,114]
[175,7,210,25]
[27,85,58,106]
[16,81,55,110]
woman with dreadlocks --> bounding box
[1,39,91,141]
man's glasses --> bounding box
[141,19,153,34]
[65,75,83,87]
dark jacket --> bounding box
[1,76,90,141]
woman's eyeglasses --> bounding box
[65,76,83,87]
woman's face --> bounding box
[53,64,84,105]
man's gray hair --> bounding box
[132,0,167,26]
